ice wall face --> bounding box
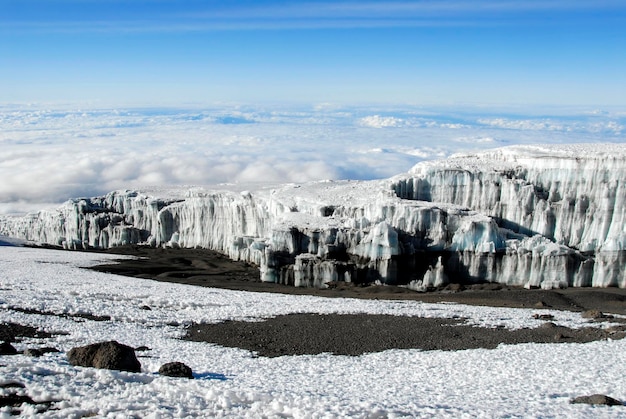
[1,144,625,288]
[392,145,626,252]
[391,144,626,287]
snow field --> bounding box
[1,246,625,418]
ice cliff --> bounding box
[1,144,624,288]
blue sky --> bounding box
[2,0,626,106]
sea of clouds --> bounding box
[0,104,624,214]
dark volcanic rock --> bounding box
[0,342,17,355]
[23,347,59,357]
[581,310,612,319]
[0,322,53,342]
[570,394,623,406]
[67,341,141,372]
[532,313,555,320]
[0,392,54,415]
[0,382,25,389]
[23,348,44,357]
[159,361,193,379]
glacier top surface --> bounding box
[408,143,626,174]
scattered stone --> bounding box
[23,347,59,357]
[0,322,53,342]
[140,305,152,311]
[159,361,193,379]
[0,393,54,415]
[533,313,555,320]
[539,322,557,329]
[582,310,607,319]
[135,346,151,352]
[570,394,623,406]
[0,394,36,409]
[0,382,25,389]
[67,341,141,372]
[23,348,44,357]
[445,283,464,293]
[0,342,17,355]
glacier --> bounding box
[1,144,625,288]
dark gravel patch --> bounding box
[88,245,260,289]
[86,245,626,315]
[184,313,626,357]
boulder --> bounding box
[23,348,44,357]
[67,341,141,372]
[570,394,623,406]
[581,310,612,319]
[159,361,193,379]
[0,342,17,355]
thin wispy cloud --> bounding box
[4,0,625,34]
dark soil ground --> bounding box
[90,245,626,315]
[83,245,626,356]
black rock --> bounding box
[0,342,17,355]
[570,394,623,406]
[23,348,44,357]
[67,341,141,372]
[581,310,606,319]
[0,382,25,389]
[158,361,193,379]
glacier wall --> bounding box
[392,145,626,252]
[1,144,625,288]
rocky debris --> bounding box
[0,392,54,415]
[570,394,623,406]
[159,361,193,379]
[444,283,464,293]
[135,346,151,352]
[533,313,555,320]
[67,341,141,372]
[581,310,613,320]
[23,347,59,357]
[140,305,152,310]
[23,348,43,357]
[0,342,17,355]
[0,322,53,342]
[0,381,25,389]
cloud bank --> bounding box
[0,105,623,214]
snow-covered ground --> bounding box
[1,245,625,418]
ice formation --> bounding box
[1,144,625,288]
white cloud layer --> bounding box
[0,104,624,214]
